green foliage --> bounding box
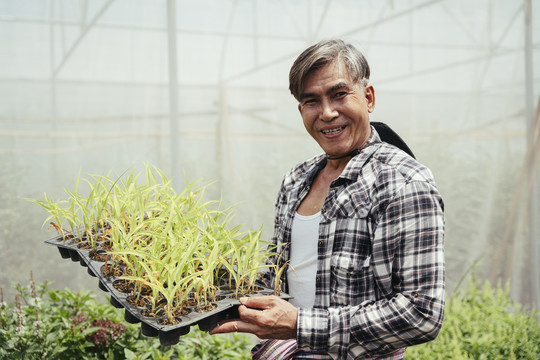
[0,275,252,360]
[406,278,540,359]
[27,165,279,320]
[3,274,538,359]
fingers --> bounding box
[240,295,280,309]
[209,319,257,335]
[208,301,264,336]
[208,319,234,335]
[237,296,282,324]
[209,296,298,339]
[238,303,266,323]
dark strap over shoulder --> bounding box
[371,122,415,159]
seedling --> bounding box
[31,164,288,330]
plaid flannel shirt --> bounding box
[265,127,445,360]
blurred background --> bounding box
[1,0,539,312]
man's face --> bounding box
[298,60,375,159]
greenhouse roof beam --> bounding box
[2,128,525,143]
[439,3,482,47]
[279,0,306,39]
[491,3,524,49]
[311,0,331,42]
[52,0,115,79]
[80,0,88,32]
[339,0,446,38]
[0,15,306,41]
[377,46,523,85]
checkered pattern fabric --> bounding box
[252,339,407,360]
[261,127,445,359]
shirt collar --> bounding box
[288,125,382,190]
[336,125,382,183]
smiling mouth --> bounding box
[321,126,345,135]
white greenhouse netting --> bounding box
[1,0,539,311]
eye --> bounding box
[302,98,317,106]
[334,91,347,98]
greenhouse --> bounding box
[1,0,539,358]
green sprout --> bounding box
[29,164,289,322]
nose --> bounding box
[320,98,338,122]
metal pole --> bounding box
[50,0,58,188]
[524,0,538,309]
[167,0,180,188]
[217,86,227,184]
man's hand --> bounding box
[209,296,298,339]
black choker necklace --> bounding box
[326,149,361,160]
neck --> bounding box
[326,153,351,160]
[326,149,361,161]
[324,152,356,173]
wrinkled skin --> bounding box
[209,296,298,339]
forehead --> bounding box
[303,60,354,91]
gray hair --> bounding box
[288,39,370,101]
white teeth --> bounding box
[322,126,344,135]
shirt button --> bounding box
[321,208,326,214]
[346,272,352,278]
[316,276,321,283]
[318,240,324,247]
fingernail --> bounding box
[239,297,248,303]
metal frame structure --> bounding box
[0,0,538,308]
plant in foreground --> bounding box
[405,277,540,359]
[28,164,283,324]
[0,275,252,360]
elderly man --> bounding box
[211,39,445,360]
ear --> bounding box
[297,103,302,115]
[364,85,375,113]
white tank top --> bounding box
[287,211,321,308]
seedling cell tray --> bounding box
[45,235,290,346]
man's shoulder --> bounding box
[368,142,435,185]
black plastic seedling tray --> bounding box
[45,235,289,346]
